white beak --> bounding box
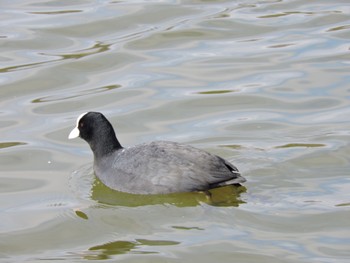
[68,112,88,140]
[68,127,80,139]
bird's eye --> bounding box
[80,122,84,127]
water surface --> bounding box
[1,0,350,262]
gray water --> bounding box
[1,0,350,262]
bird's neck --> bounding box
[89,134,123,159]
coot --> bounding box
[69,112,245,194]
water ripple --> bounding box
[1,0,350,262]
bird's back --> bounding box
[94,141,245,194]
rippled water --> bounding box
[1,0,350,262]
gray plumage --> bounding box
[69,112,246,195]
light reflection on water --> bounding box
[0,0,350,262]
